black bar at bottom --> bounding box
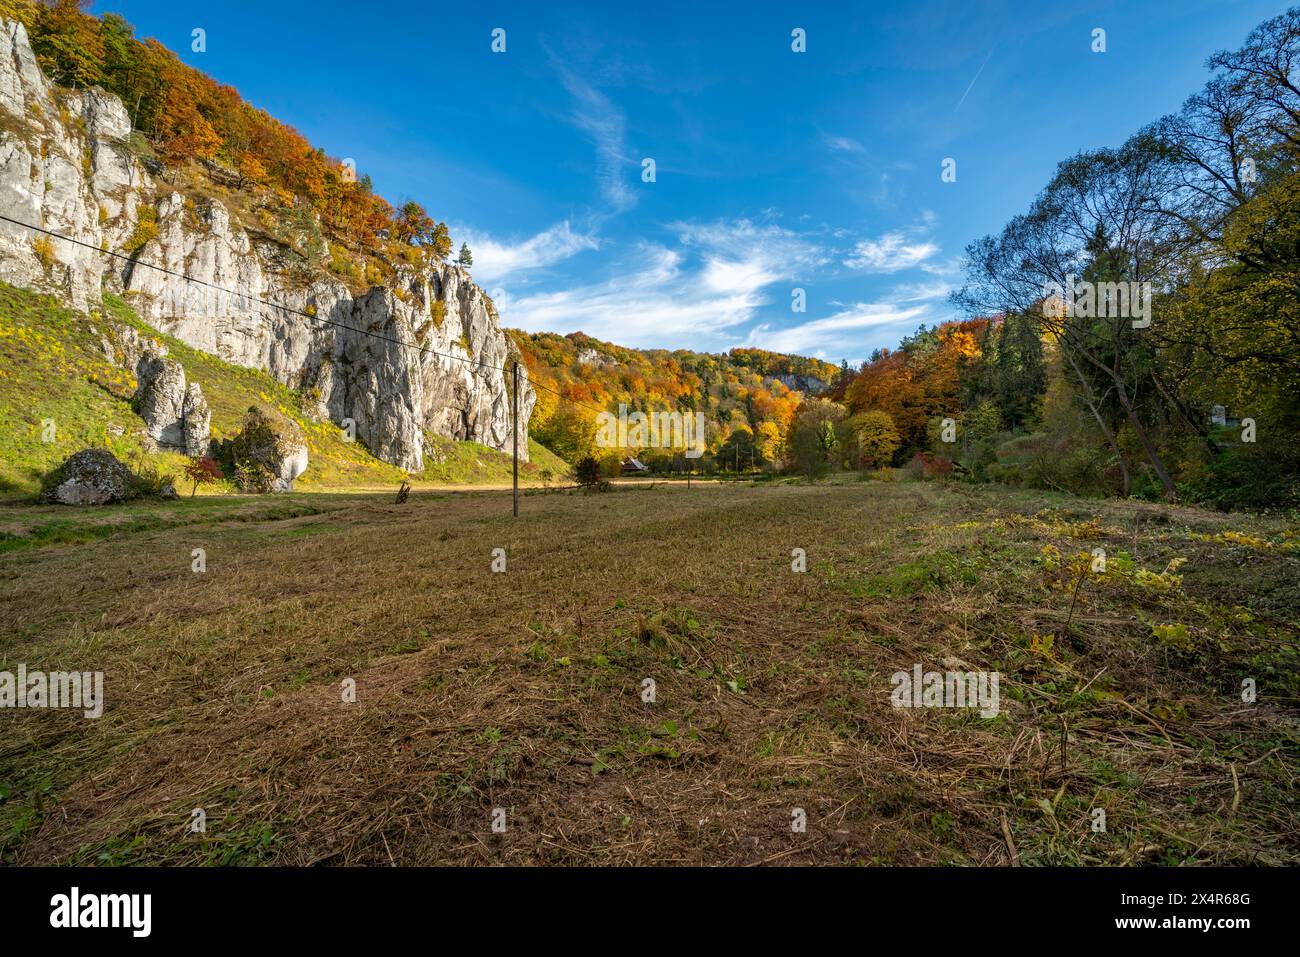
[0,865,1275,943]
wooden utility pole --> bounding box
[512,360,519,518]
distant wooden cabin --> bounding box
[621,457,649,474]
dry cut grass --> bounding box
[0,479,1296,865]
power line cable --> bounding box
[0,212,612,417]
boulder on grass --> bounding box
[41,449,135,505]
[219,407,309,493]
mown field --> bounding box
[1,478,1296,865]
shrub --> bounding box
[571,455,603,491]
[127,452,178,498]
[124,206,158,255]
[233,461,275,494]
[183,455,223,497]
[912,452,954,480]
[985,460,1023,485]
[31,235,55,271]
[1020,435,1107,496]
[1179,444,1300,511]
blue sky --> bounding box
[112,0,1283,363]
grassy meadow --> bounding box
[1,478,1295,865]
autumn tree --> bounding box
[842,410,901,469]
[785,399,846,481]
[394,201,435,246]
[236,152,268,188]
[30,0,104,88]
[183,455,223,497]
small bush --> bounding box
[1180,444,1300,511]
[31,236,55,271]
[572,456,604,491]
[985,460,1023,485]
[911,452,954,480]
[125,451,178,499]
[183,455,224,497]
[233,461,275,494]
[124,206,158,256]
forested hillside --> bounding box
[513,330,839,470]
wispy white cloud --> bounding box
[495,245,756,345]
[479,211,955,361]
[457,220,598,283]
[557,67,636,214]
[920,255,963,279]
[891,280,953,302]
[745,302,930,356]
[675,218,829,292]
[495,219,827,348]
[844,230,939,272]
[824,133,866,154]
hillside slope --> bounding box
[513,330,841,465]
[0,282,562,499]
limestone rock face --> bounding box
[775,374,827,396]
[41,449,134,505]
[181,383,211,458]
[98,321,159,375]
[273,433,309,492]
[0,17,533,473]
[134,350,211,457]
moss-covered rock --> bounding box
[40,448,134,505]
[216,406,309,493]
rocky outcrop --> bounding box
[775,373,827,396]
[134,349,210,457]
[274,436,309,492]
[219,406,308,493]
[41,449,134,505]
[0,18,533,473]
[96,320,158,374]
[576,347,613,370]
[181,384,211,458]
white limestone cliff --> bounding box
[0,18,534,472]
